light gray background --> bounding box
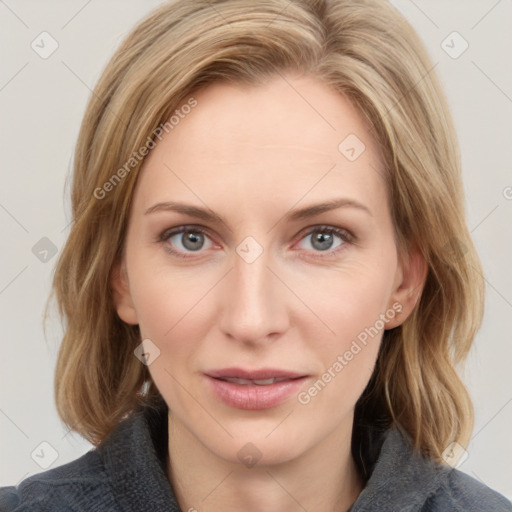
[1,0,511,500]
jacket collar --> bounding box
[97,399,448,511]
[98,400,181,511]
[350,428,449,511]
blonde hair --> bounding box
[48,0,484,463]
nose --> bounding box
[218,242,289,345]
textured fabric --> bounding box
[1,400,510,511]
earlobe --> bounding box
[385,247,428,330]
[110,261,139,325]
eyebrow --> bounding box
[144,198,373,227]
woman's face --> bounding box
[113,74,421,466]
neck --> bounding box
[166,414,363,512]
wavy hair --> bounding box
[47,0,485,463]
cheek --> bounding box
[129,263,219,356]
[301,254,397,343]
[295,257,396,406]
[326,275,392,341]
[129,266,221,411]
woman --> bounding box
[1,0,510,510]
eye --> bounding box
[295,225,352,254]
[158,224,354,259]
[158,225,215,257]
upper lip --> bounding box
[205,367,307,380]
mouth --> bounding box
[214,376,297,386]
[205,367,307,381]
[204,367,309,409]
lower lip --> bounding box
[205,375,308,410]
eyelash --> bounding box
[157,224,354,260]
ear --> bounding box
[111,260,139,325]
[385,246,428,329]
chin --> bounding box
[204,421,318,468]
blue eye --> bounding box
[158,224,353,259]
[159,226,214,258]
[296,226,352,253]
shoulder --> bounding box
[425,467,512,512]
[0,400,175,512]
[352,427,512,512]
[0,449,119,511]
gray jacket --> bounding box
[1,400,510,511]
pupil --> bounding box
[183,231,203,251]
[312,231,333,251]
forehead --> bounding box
[171,74,379,160]
[135,74,386,214]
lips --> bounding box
[205,367,306,381]
[204,367,309,409]
[218,377,290,386]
